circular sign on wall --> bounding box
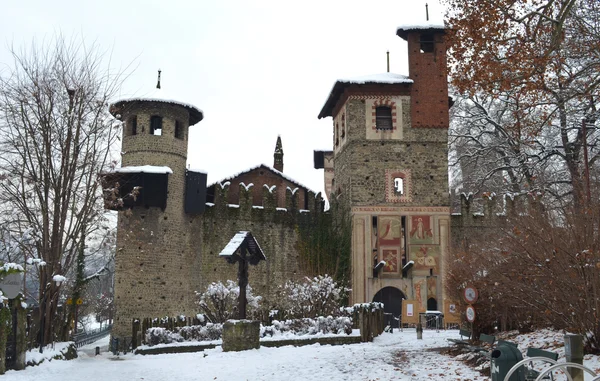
[0,273,24,299]
[463,286,479,304]
[466,305,476,323]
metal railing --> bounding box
[504,359,600,381]
[73,324,112,348]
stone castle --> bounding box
[103,19,467,344]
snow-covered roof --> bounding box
[318,73,412,119]
[219,231,266,264]
[110,97,204,126]
[209,164,314,194]
[396,21,446,40]
[112,165,173,174]
[337,73,413,86]
[219,231,249,257]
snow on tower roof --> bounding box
[318,73,413,119]
[110,97,204,126]
[112,165,173,174]
[337,72,413,85]
[396,21,446,40]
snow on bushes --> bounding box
[261,316,352,338]
[144,317,353,346]
[145,323,223,345]
[270,275,350,320]
[195,280,262,323]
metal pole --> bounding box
[386,51,390,73]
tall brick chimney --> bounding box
[273,135,284,172]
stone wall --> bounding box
[334,98,449,207]
[195,183,324,299]
[113,102,197,341]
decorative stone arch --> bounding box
[372,286,406,328]
[371,99,397,132]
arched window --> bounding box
[150,116,162,136]
[376,107,393,130]
[341,114,346,139]
[335,123,339,146]
[128,116,137,136]
[175,120,184,140]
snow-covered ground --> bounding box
[8,329,486,381]
[9,329,600,381]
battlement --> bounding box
[205,181,324,222]
[450,191,544,250]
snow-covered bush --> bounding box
[145,327,184,346]
[177,323,222,341]
[260,316,352,337]
[270,275,349,320]
[145,323,223,346]
[195,280,262,323]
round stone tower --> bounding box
[108,97,203,345]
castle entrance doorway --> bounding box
[372,287,405,328]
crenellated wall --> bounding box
[195,183,325,298]
[450,192,534,251]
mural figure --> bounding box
[379,216,402,245]
[382,248,399,273]
[427,276,437,298]
[415,280,424,311]
[409,216,434,244]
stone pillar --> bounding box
[222,320,260,352]
[564,334,584,381]
[0,307,8,375]
[14,303,26,370]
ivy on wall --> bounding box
[296,197,351,286]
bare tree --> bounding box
[445,0,600,207]
[0,36,126,344]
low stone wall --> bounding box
[135,343,217,355]
[261,335,361,348]
[133,335,361,355]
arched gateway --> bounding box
[372,287,406,328]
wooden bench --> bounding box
[524,348,559,381]
[447,328,472,346]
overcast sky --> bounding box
[0,0,445,195]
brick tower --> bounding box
[317,20,451,324]
[106,97,205,345]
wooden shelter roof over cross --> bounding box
[219,231,266,265]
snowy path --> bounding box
[7,329,488,381]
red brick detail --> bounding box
[385,169,412,203]
[406,32,449,129]
[371,99,397,132]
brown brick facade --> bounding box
[406,32,449,129]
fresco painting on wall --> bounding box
[410,245,440,272]
[427,276,437,299]
[378,216,402,245]
[409,215,434,244]
[381,248,400,273]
